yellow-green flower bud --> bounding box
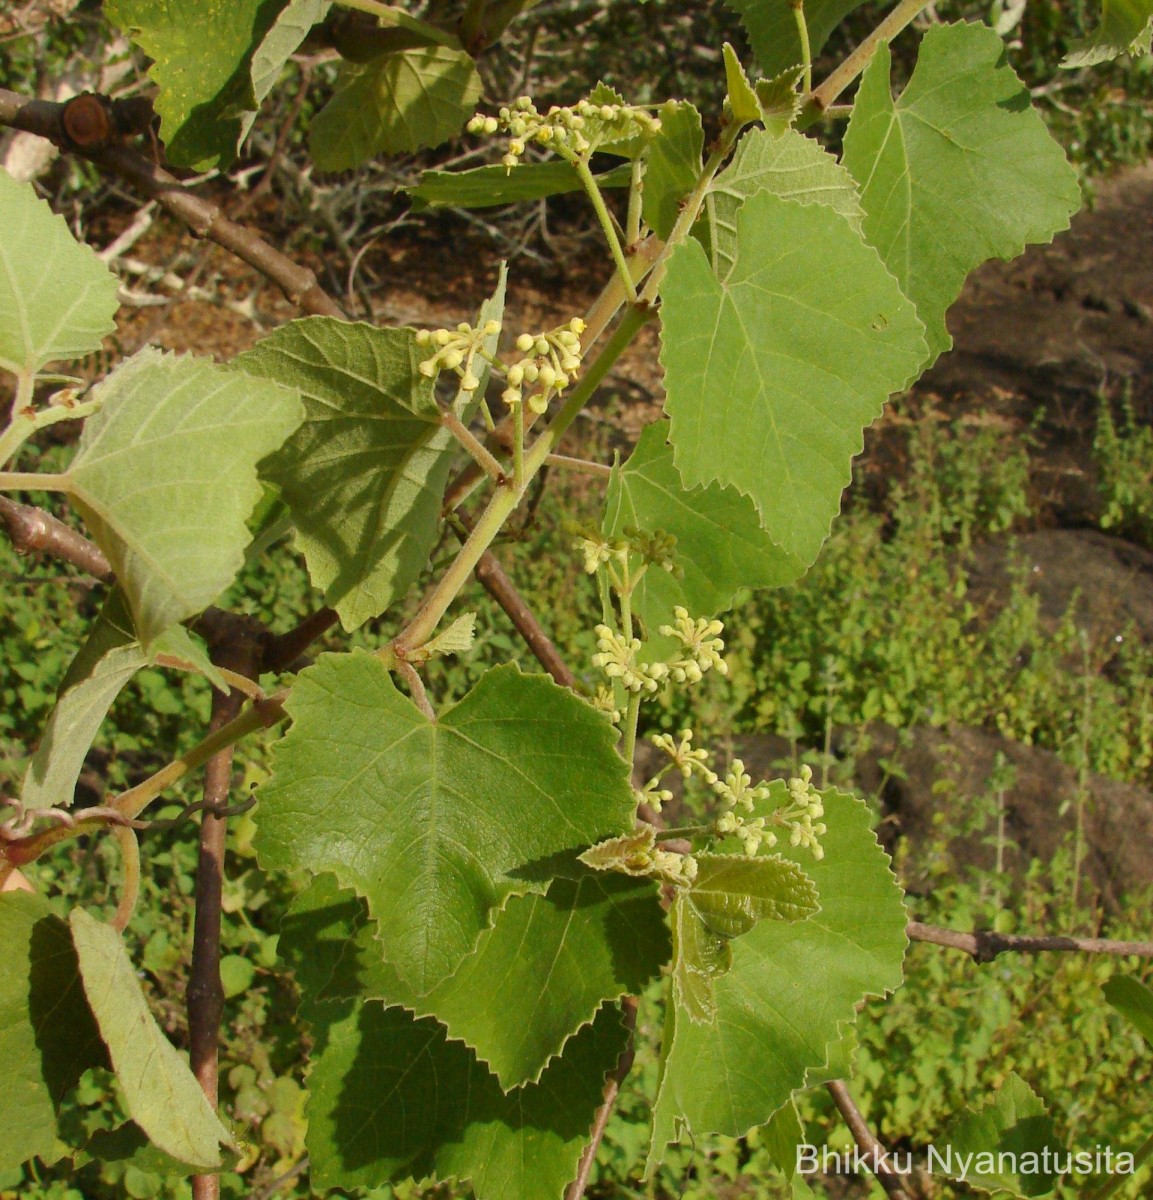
[516,333,535,353]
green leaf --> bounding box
[723,43,761,126]
[763,1099,805,1179]
[704,128,863,282]
[400,871,669,1088]
[842,22,1081,364]
[940,1074,1063,1196]
[63,348,301,648]
[310,45,482,170]
[236,319,451,630]
[642,103,704,240]
[725,0,864,76]
[1104,974,1153,1045]
[70,909,235,1171]
[285,872,666,1090]
[604,420,805,635]
[755,67,804,137]
[21,589,223,811]
[0,168,119,381]
[409,161,631,210]
[104,0,284,170]
[241,0,333,144]
[649,788,906,1165]
[659,191,927,566]
[282,876,631,1198]
[0,893,105,1172]
[306,998,627,1197]
[1062,0,1153,67]
[687,852,819,938]
[254,652,637,994]
[671,853,819,1024]
[670,892,732,1024]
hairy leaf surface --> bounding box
[941,1074,1062,1196]
[64,348,301,648]
[604,420,805,635]
[310,45,481,169]
[237,319,451,630]
[660,191,926,565]
[0,894,104,1171]
[0,169,119,380]
[409,161,631,209]
[842,22,1080,363]
[725,0,865,76]
[254,653,637,994]
[1061,0,1153,67]
[70,909,234,1170]
[104,0,283,170]
[282,877,629,1198]
[649,788,907,1162]
[704,128,863,281]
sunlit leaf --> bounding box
[725,0,865,76]
[842,22,1080,363]
[660,191,926,566]
[63,348,302,648]
[0,168,119,381]
[1062,0,1153,67]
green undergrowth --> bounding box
[5,400,1153,1199]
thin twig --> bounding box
[545,452,611,477]
[566,995,638,1200]
[826,1080,914,1200]
[907,921,1153,963]
[262,607,340,673]
[395,658,436,719]
[0,88,346,319]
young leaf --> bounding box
[940,1074,1063,1196]
[69,909,234,1171]
[649,789,907,1165]
[1061,0,1153,67]
[604,420,806,635]
[236,319,450,631]
[756,67,805,137]
[641,103,704,240]
[723,43,762,126]
[687,852,819,938]
[304,997,628,1198]
[254,652,637,995]
[670,892,732,1024]
[0,893,105,1172]
[310,45,482,170]
[63,348,302,648]
[21,589,222,811]
[842,22,1081,364]
[0,168,119,381]
[409,161,632,210]
[703,127,863,282]
[1104,974,1153,1045]
[659,191,927,566]
[103,0,282,170]
[671,854,818,1024]
[725,0,865,77]
[242,0,333,145]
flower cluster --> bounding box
[650,728,716,784]
[572,527,628,575]
[415,319,501,396]
[591,624,666,694]
[650,846,698,886]
[635,776,674,814]
[713,762,828,860]
[502,318,586,414]
[467,94,661,168]
[659,607,728,683]
[589,683,623,725]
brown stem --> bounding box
[0,495,112,579]
[826,1080,914,1200]
[907,921,1153,963]
[262,606,340,673]
[565,995,638,1200]
[474,546,576,689]
[0,88,345,319]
